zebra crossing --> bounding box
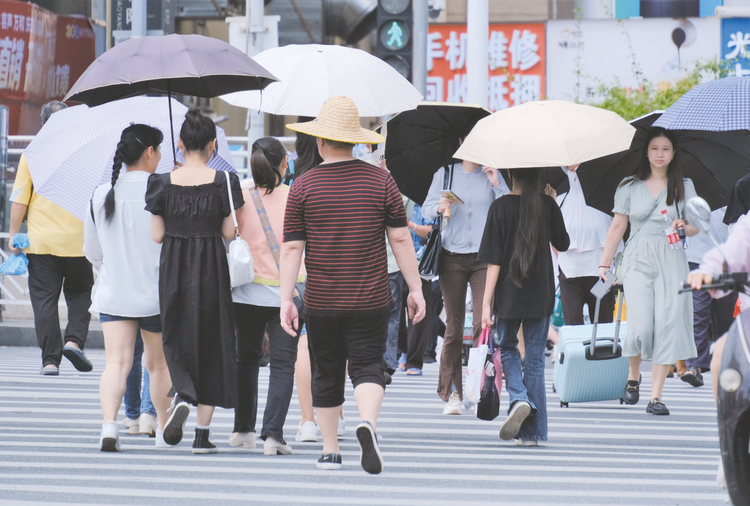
[0,346,731,505]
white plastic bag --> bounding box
[465,342,488,405]
[227,237,254,288]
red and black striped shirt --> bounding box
[283,160,407,316]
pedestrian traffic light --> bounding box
[376,0,413,81]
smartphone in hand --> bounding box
[590,270,617,299]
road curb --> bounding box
[0,320,104,349]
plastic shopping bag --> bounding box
[0,233,29,276]
[465,327,490,406]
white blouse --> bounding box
[84,170,161,317]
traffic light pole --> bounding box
[466,0,488,107]
[412,0,428,95]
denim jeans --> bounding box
[384,271,405,372]
[124,331,155,419]
[234,303,300,442]
[495,317,549,442]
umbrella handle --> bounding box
[444,206,451,221]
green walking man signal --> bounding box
[386,21,404,48]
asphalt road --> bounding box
[0,346,731,505]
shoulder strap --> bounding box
[249,186,281,270]
[443,165,453,190]
[224,171,239,238]
[624,197,661,249]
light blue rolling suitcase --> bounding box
[552,289,630,407]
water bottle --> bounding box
[662,210,680,250]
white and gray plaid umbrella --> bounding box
[653,76,750,131]
[24,96,235,221]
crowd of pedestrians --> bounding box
[10,96,743,475]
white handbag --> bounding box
[224,171,254,288]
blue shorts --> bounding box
[99,313,162,333]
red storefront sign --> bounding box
[427,23,546,112]
[0,1,94,134]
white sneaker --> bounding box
[155,430,174,449]
[442,391,463,415]
[514,438,538,446]
[295,421,319,442]
[123,416,139,434]
[264,436,292,455]
[229,432,256,449]
[138,413,157,437]
[337,417,346,438]
[500,401,531,441]
[100,421,121,452]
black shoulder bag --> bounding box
[418,165,453,277]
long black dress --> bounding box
[145,170,244,409]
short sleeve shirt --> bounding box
[283,160,407,316]
[10,154,84,256]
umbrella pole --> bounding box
[168,83,177,168]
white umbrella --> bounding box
[453,100,637,169]
[219,44,423,117]
[24,96,235,221]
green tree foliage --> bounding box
[588,58,737,120]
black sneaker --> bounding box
[356,421,384,474]
[163,396,190,446]
[646,398,670,416]
[62,345,93,372]
[622,381,639,405]
[316,453,342,470]
[192,428,218,454]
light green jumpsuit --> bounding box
[614,177,698,365]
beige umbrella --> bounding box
[453,100,636,169]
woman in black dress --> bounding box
[479,168,569,445]
[145,109,244,453]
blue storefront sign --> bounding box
[722,17,750,77]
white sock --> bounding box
[196,424,209,430]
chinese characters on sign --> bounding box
[723,18,750,77]
[427,24,546,112]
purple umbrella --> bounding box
[63,34,278,163]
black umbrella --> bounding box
[64,34,278,164]
[577,111,750,215]
[384,103,490,205]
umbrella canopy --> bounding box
[64,34,278,106]
[652,76,750,131]
[453,100,636,169]
[24,96,236,222]
[219,44,423,117]
[576,111,750,215]
[384,102,490,204]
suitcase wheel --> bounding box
[560,401,569,408]
[552,383,556,393]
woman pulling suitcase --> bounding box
[599,127,698,416]
[479,168,569,445]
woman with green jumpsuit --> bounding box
[599,127,698,416]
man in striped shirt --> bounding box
[280,97,426,474]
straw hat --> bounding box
[286,96,385,145]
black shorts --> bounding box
[99,313,162,333]
[305,312,389,408]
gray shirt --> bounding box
[422,163,508,254]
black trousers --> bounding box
[27,254,93,367]
[405,278,432,370]
[558,269,615,326]
[424,279,445,359]
[233,303,300,441]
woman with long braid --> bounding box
[84,124,173,451]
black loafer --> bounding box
[62,346,93,372]
[646,398,670,416]
[622,381,639,405]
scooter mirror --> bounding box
[685,197,712,234]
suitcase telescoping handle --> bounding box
[587,285,624,360]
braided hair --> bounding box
[104,124,163,223]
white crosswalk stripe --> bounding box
[0,347,730,505]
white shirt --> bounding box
[84,171,161,317]
[556,168,615,279]
[686,207,729,264]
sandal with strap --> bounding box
[680,367,704,387]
